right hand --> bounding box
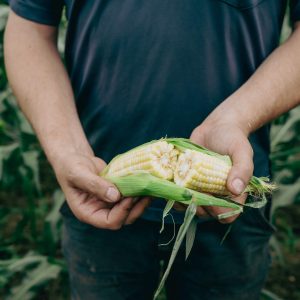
[53,152,151,229]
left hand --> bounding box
[174,118,253,223]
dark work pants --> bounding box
[62,207,275,300]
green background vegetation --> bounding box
[0,2,299,299]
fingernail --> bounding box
[106,187,120,202]
[232,178,245,194]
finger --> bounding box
[69,170,121,203]
[196,206,210,217]
[91,156,107,173]
[173,202,187,212]
[125,197,152,225]
[203,193,247,224]
[190,126,206,146]
[74,197,134,229]
[75,194,112,214]
[104,197,135,229]
[227,141,254,195]
[173,202,210,218]
[173,202,211,218]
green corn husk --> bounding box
[154,201,198,300]
[105,172,243,216]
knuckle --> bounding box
[66,169,78,182]
[126,218,137,225]
[105,219,122,230]
[87,179,98,191]
[196,209,207,217]
[110,223,122,230]
[219,216,237,224]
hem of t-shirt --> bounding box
[10,0,62,26]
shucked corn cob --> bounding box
[103,138,275,197]
[105,140,179,180]
[174,149,231,195]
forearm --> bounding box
[4,11,92,167]
[203,23,300,134]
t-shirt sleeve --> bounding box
[290,0,300,24]
[9,0,64,26]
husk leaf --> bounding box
[105,172,243,213]
[153,201,197,300]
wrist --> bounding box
[202,97,254,137]
[42,136,94,170]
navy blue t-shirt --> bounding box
[9,0,300,222]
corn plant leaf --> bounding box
[0,5,9,31]
[160,200,175,233]
[269,235,285,267]
[271,112,300,149]
[0,254,46,291]
[44,189,64,247]
[7,260,61,300]
[0,143,19,180]
[185,217,198,260]
[261,288,284,300]
[7,254,46,273]
[154,201,197,300]
[22,150,40,192]
[270,146,300,160]
[0,89,11,112]
[271,180,300,215]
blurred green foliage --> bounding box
[0,3,68,299]
[0,1,299,299]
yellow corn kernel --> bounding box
[174,149,231,195]
[106,141,179,180]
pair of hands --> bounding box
[54,122,253,230]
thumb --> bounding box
[227,141,254,195]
